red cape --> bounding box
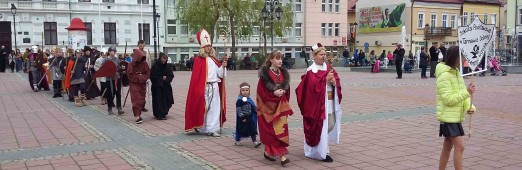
[295,64,342,147]
[184,56,226,131]
[64,59,74,88]
[27,53,49,90]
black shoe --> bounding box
[264,153,275,161]
[323,155,333,162]
[161,117,167,120]
[142,108,148,112]
[68,98,74,102]
[108,107,114,115]
[135,117,143,124]
[52,94,58,98]
[57,93,63,97]
[396,77,402,79]
[280,158,290,166]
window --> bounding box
[104,22,117,44]
[78,0,91,2]
[334,23,339,36]
[167,20,176,35]
[417,13,424,28]
[442,14,448,28]
[138,23,150,44]
[430,13,437,27]
[321,0,326,12]
[102,0,114,2]
[84,22,92,45]
[470,12,475,22]
[321,23,326,36]
[294,23,302,37]
[450,14,457,29]
[180,20,189,35]
[328,0,333,12]
[491,14,497,25]
[463,12,468,25]
[44,22,57,45]
[483,14,488,25]
[335,0,340,13]
[328,23,333,36]
[516,9,522,25]
[137,0,149,4]
[253,26,260,36]
[295,0,301,12]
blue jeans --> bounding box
[344,57,349,67]
[16,59,22,72]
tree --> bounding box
[176,0,293,60]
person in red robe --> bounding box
[127,49,150,124]
[296,43,342,162]
[257,50,293,166]
[184,29,227,137]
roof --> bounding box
[347,0,356,12]
[464,0,503,4]
[415,0,463,4]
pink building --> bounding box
[303,0,348,55]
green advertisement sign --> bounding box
[358,3,406,33]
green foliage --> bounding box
[176,0,222,42]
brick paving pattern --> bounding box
[0,68,521,170]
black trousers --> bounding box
[396,61,403,78]
[105,79,122,108]
[371,64,375,73]
[420,65,427,78]
[73,83,86,96]
[52,80,62,94]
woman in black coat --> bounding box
[419,46,429,79]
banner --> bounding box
[458,17,495,73]
[358,3,406,33]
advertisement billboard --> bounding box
[358,3,406,33]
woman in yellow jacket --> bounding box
[435,46,476,170]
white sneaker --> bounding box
[209,132,220,137]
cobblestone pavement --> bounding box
[0,68,521,170]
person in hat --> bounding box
[136,40,150,112]
[296,43,343,163]
[83,46,101,100]
[67,49,89,107]
[94,48,108,104]
[150,52,174,120]
[393,43,405,79]
[185,29,228,137]
[27,46,50,92]
[128,48,150,124]
[101,46,125,115]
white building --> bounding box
[162,0,304,64]
[0,0,159,53]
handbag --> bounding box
[438,52,443,61]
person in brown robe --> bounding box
[127,49,150,124]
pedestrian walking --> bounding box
[234,82,261,148]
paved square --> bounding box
[0,68,521,170]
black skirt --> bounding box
[439,122,465,137]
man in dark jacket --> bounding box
[393,44,405,79]
[343,49,350,67]
[301,48,309,67]
[419,46,429,79]
[429,42,439,78]
[0,45,7,72]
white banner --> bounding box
[458,17,495,73]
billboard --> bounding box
[358,3,406,33]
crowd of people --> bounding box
[0,29,479,169]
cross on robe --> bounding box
[204,35,209,43]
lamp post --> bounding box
[261,0,283,52]
[11,3,17,50]
[152,0,158,61]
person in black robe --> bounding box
[83,46,101,100]
[0,45,7,72]
[150,53,174,120]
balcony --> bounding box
[426,27,453,36]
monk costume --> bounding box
[150,53,174,120]
[127,49,150,124]
[296,43,342,162]
[83,46,101,100]
[184,29,227,137]
[27,46,50,92]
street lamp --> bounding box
[261,0,283,52]
[11,3,17,50]
[152,0,158,61]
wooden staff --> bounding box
[468,76,475,138]
[219,30,228,134]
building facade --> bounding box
[303,0,348,57]
[411,0,461,53]
[0,0,157,53]
[347,0,356,54]
[162,0,304,64]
